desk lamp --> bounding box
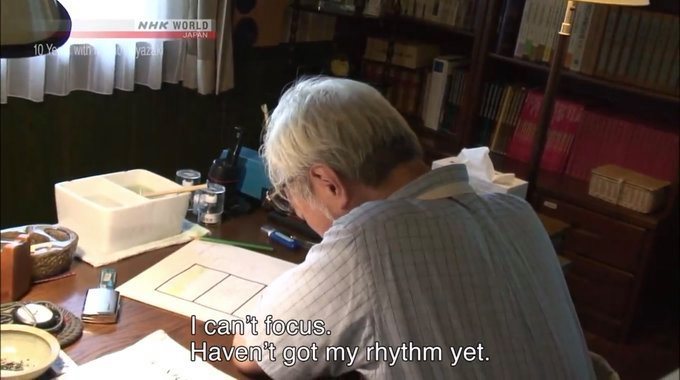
[0,0,72,58]
[525,0,649,199]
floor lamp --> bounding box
[525,0,649,200]
[0,0,72,58]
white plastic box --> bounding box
[55,169,190,261]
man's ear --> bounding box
[308,164,350,211]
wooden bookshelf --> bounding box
[488,53,680,105]
[290,3,476,38]
[290,2,378,19]
[394,16,475,37]
[286,0,678,341]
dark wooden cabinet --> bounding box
[534,192,664,340]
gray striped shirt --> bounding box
[246,164,595,379]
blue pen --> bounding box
[261,225,300,250]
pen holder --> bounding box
[196,183,226,225]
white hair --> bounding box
[261,76,422,202]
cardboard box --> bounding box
[55,170,190,261]
[432,157,529,199]
[589,164,670,213]
[364,37,440,69]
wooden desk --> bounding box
[22,210,307,378]
[22,208,571,378]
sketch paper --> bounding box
[117,240,296,322]
[58,330,235,379]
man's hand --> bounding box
[231,333,269,379]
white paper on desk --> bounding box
[117,240,296,322]
[57,330,235,380]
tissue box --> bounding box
[55,169,190,260]
[432,157,529,199]
[589,165,669,213]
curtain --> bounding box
[0,0,233,104]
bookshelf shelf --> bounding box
[488,53,680,105]
[488,152,669,229]
[291,3,475,38]
[290,3,378,19]
[394,16,475,37]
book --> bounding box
[614,8,640,81]
[490,85,516,152]
[566,2,594,71]
[654,14,680,93]
[579,5,609,75]
[514,0,534,59]
[495,0,528,56]
[478,82,504,146]
[533,1,550,62]
[540,98,584,173]
[624,9,652,84]
[593,6,620,78]
[541,0,563,63]
[421,55,468,130]
[506,89,543,163]
[603,7,631,79]
[492,85,528,154]
[633,11,663,86]
[643,13,676,89]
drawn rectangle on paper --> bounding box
[195,275,265,315]
[233,291,263,319]
[157,264,228,301]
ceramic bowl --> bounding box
[0,324,60,379]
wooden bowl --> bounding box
[0,224,78,280]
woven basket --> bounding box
[589,165,670,214]
[0,225,78,280]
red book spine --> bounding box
[540,99,584,173]
[507,89,543,163]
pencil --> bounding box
[199,236,274,252]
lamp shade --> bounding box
[576,0,649,5]
[0,0,71,58]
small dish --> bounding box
[0,324,60,380]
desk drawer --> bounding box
[574,304,626,341]
[537,196,647,272]
[563,252,635,320]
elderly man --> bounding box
[232,77,595,379]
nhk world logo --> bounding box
[69,19,215,39]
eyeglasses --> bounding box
[265,186,293,215]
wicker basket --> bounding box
[0,225,78,280]
[589,165,670,214]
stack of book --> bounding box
[420,55,470,131]
[476,83,679,181]
[498,0,679,95]
[362,60,426,116]
[370,0,477,30]
[566,110,679,182]
[505,90,584,173]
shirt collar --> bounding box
[388,164,470,200]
